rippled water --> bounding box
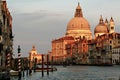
[11,65,120,80]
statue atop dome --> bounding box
[74,2,83,17]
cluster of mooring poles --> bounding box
[16,45,55,80]
[41,54,51,77]
[41,54,55,77]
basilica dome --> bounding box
[67,17,90,31]
[66,3,92,40]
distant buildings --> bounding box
[50,3,92,64]
[88,33,120,65]
[112,46,120,64]
[50,3,120,65]
[66,37,89,64]
[0,0,13,68]
[29,46,42,68]
[88,15,120,65]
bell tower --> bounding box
[109,17,115,33]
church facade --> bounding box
[29,46,42,69]
[50,3,120,65]
[50,3,92,64]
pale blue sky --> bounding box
[6,0,120,57]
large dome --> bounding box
[67,17,90,31]
[65,3,92,40]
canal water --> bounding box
[11,65,120,80]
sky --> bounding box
[6,0,120,57]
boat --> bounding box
[10,70,19,76]
[35,67,57,72]
[35,65,57,72]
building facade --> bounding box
[29,46,42,69]
[112,46,120,64]
[51,36,74,63]
[50,3,92,64]
[89,14,120,65]
[88,34,112,65]
[66,37,89,64]
[88,32,120,65]
[50,2,120,65]
[0,0,13,69]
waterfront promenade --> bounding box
[11,65,120,80]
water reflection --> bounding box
[11,65,120,80]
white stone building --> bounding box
[112,46,120,64]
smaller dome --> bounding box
[94,15,108,34]
[94,24,108,34]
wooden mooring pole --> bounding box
[47,54,49,76]
[18,45,21,80]
[51,56,53,72]
[42,54,44,77]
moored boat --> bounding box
[10,70,19,76]
[35,67,57,72]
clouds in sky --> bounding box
[8,4,69,57]
[6,0,120,57]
